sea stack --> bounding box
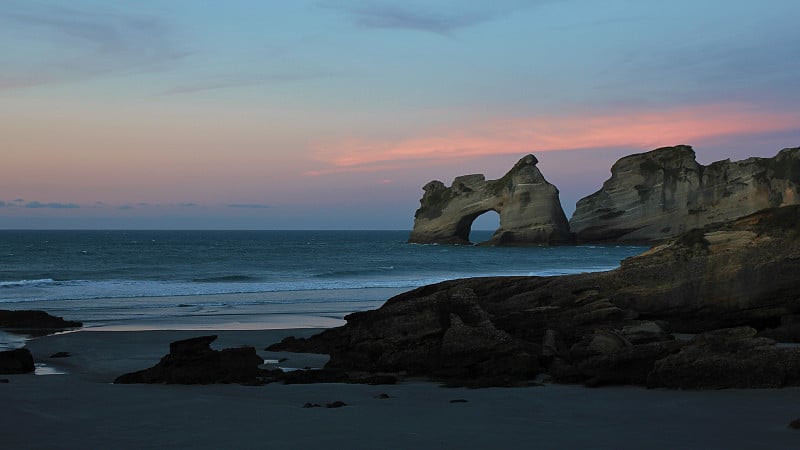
[408,154,573,245]
[569,145,800,242]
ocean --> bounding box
[0,230,645,334]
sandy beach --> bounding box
[0,327,798,449]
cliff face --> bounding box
[408,155,573,245]
[569,145,800,242]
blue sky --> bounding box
[1,0,799,229]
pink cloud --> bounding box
[307,103,800,175]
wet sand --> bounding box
[2,329,800,449]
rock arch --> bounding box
[408,155,574,245]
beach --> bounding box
[3,324,800,449]
[2,231,799,448]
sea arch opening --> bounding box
[466,210,501,244]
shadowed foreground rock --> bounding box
[0,310,82,335]
[271,206,800,388]
[114,335,399,386]
[648,327,800,389]
[115,335,264,384]
[0,348,35,374]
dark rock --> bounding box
[0,378,9,383]
[541,329,568,359]
[789,419,800,429]
[571,334,685,387]
[278,369,351,385]
[361,374,397,385]
[50,352,71,358]
[0,310,81,336]
[449,399,468,403]
[374,393,391,399]
[757,315,800,342]
[0,348,35,374]
[326,401,347,408]
[302,403,321,408]
[114,335,265,385]
[546,358,581,383]
[648,327,800,389]
[271,283,544,387]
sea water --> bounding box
[0,230,645,331]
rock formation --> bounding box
[114,335,265,385]
[648,327,800,389]
[272,205,800,387]
[0,310,82,334]
[0,348,35,374]
[115,335,397,385]
[570,145,800,242]
[408,154,573,245]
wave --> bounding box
[526,266,619,277]
[313,266,397,278]
[0,277,449,303]
[192,275,259,283]
[0,265,621,303]
[0,278,59,288]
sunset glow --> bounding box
[1,1,799,229]
[309,104,800,174]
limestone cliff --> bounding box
[408,155,573,245]
[570,145,800,242]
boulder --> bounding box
[0,348,35,374]
[570,145,800,242]
[114,335,265,385]
[408,154,573,245]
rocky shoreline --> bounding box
[271,205,800,388]
[6,146,800,391]
[0,310,81,375]
[4,205,800,390]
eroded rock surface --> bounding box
[408,154,573,245]
[570,145,800,242]
[648,327,800,389]
[272,206,800,387]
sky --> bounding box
[1,0,799,230]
